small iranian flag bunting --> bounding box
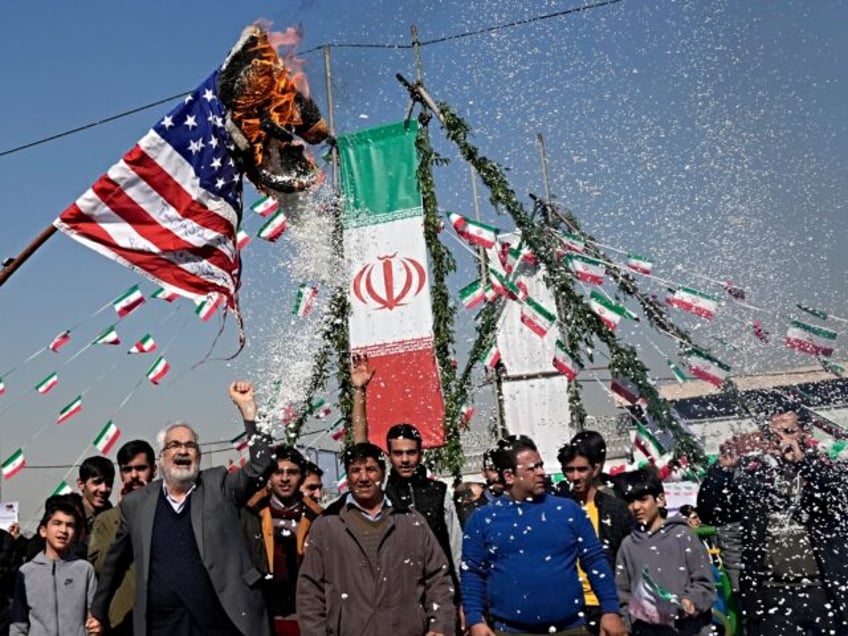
[257,210,288,242]
[820,358,845,378]
[194,294,223,322]
[336,472,348,493]
[552,341,579,380]
[589,291,627,331]
[797,303,828,321]
[112,285,145,318]
[231,431,250,452]
[634,423,665,461]
[51,481,73,496]
[566,254,605,285]
[128,334,157,354]
[35,372,59,395]
[146,356,171,385]
[666,287,718,320]
[250,195,280,217]
[459,280,486,310]
[2,449,25,480]
[92,326,121,346]
[488,269,520,300]
[151,287,179,302]
[293,284,318,318]
[667,360,688,384]
[329,418,346,441]
[610,374,647,406]
[627,254,653,275]
[57,396,83,424]
[481,342,501,369]
[520,297,556,337]
[504,245,535,273]
[448,212,499,249]
[785,320,837,357]
[460,405,476,428]
[0,378,5,396]
[685,349,730,387]
[315,405,333,419]
[559,231,586,253]
[49,330,71,353]
[236,227,251,250]
[93,421,121,455]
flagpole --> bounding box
[322,45,339,194]
[0,224,57,288]
[536,133,553,211]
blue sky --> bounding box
[1,0,846,522]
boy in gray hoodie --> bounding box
[11,499,99,636]
[615,469,715,636]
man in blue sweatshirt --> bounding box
[461,435,626,636]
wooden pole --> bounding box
[0,224,58,288]
[536,133,553,220]
[322,45,339,194]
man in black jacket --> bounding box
[698,406,848,635]
[555,434,632,635]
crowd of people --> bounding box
[0,365,846,636]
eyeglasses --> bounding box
[517,461,545,473]
[563,466,591,474]
[163,441,199,453]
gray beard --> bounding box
[161,463,199,490]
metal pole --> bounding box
[0,224,58,288]
[322,45,339,194]
[536,133,553,220]
[411,25,424,84]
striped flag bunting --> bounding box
[503,244,536,273]
[231,431,250,452]
[35,372,59,395]
[314,404,333,419]
[194,294,223,322]
[49,330,71,353]
[520,297,556,338]
[610,374,647,406]
[488,269,520,300]
[293,284,319,318]
[336,472,348,493]
[112,285,146,318]
[236,227,251,250]
[630,569,681,626]
[785,320,837,357]
[552,341,579,380]
[797,303,828,321]
[480,342,501,369]
[460,405,476,428]
[459,280,487,310]
[0,378,5,396]
[57,396,83,425]
[151,287,179,302]
[634,422,665,461]
[819,358,845,378]
[53,71,243,318]
[51,481,73,496]
[329,418,347,441]
[589,291,627,331]
[146,356,171,384]
[665,287,718,320]
[558,231,586,253]
[2,449,25,480]
[128,334,157,354]
[257,210,288,242]
[93,421,121,455]
[626,254,653,275]
[566,253,605,285]
[667,359,688,384]
[92,325,121,346]
[250,195,280,217]
[684,349,730,387]
[448,212,499,249]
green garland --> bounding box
[438,103,706,463]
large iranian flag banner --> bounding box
[338,121,445,449]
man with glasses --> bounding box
[462,435,626,636]
[89,380,274,636]
[555,436,632,635]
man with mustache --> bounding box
[87,440,156,635]
[88,381,274,636]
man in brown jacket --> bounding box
[297,443,455,636]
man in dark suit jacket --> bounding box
[88,381,273,636]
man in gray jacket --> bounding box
[297,442,456,636]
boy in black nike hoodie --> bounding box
[615,469,715,636]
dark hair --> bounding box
[482,448,497,470]
[79,456,116,484]
[272,445,307,473]
[116,440,155,468]
[386,423,422,451]
[39,498,81,530]
[569,430,607,465]
[678,504,697,518]
[557,439,595,469]
[493,435,538,481]
[304,461,323,479]
[343,442,386,472]
[749,392,809,427]
[618,468,664,503]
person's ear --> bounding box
[503,469,516,487]
[38,525,47,539]
[657,493,666,508]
